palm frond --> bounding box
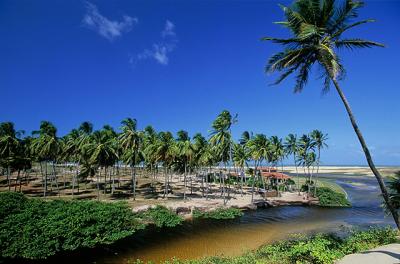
[332,19,376,38]
[329,0,365,33]
[335,39,384,50]
[294,62,311,93]
[298,23,323,40]
[279,4,306,34]
[261,37,303,46]
[271,66,298,86]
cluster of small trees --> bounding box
[0,110,327,202]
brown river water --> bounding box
[27,174,395,264]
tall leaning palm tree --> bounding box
[263,0,400,228]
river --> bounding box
[45,174,395,264]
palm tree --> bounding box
[239,131,251,146]
[143,126,159,189]
[263,0,399,228]
[247,134,270,202]
[310,130,328,174]
[198,142,216,199]
[119,118,142,200]
[209,110,236,204]
[297,134,315,193]
[285,134,300,193]
[31,121,60,197]
[0,122,21,191]
[89,126,118,199]
[177,130,195,200]
[193,133,209,197]
[63,129,81,196]
[233,143,249,196]
[156,131,177,198]
[310,130,328,195]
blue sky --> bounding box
[1,0,399,165]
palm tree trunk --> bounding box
[183,163,187,200]
[294,153,300,195]
[7,166,11,191]
[314,147,320,197]
[251,161,257,203]
[52,162,59,195]
[104,167,107,194]
[44,162,47,197]
[15,170,20,192]
[131,164,136,200]
[72,168,76,197]
[97,168,101,200]
[164,167,168,198]
[240,167,244,197]
[332,78,400,229]
[190,168,193,195]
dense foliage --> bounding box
[192,208,243,220]
[132,228,397,264]
[388,171,400,209]
[139,206,184,228]
[315,187,351,207]
[0,192,143,259]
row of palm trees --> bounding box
[0,111,327,202]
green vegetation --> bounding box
[314,187,351,207]
[0,193,185,260]
[300,185,350,207]
[138,205,184,228]
[131,228,397,264]
[388,171,400,210]
[193,208,243,220]
[296,176,347,196]
[0,192,143,260]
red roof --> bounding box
[261,172,291,180]
[258,166,277,172]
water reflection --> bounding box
[43,174,394,264]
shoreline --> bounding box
[131,191,320,219]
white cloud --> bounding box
[83,2,138,41]
[137,43,175,65]
[134,20,178,66]
[161,20,176,38]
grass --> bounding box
[294,176,348,197]
[192,208,243,220]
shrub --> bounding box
[315,187,351,207]
[341,227,397,254]
[0,192,143,259]
[0,192,27,220]
[252,228,397,264]
[140,206,184,228]
[193,208,243,220]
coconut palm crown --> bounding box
[263,0,383,92]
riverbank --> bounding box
[283,166,400,177]
[142,228,399,264]
[132,191,320,219]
